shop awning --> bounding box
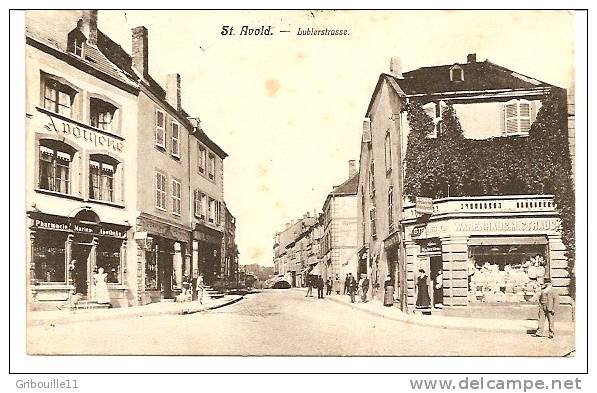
[468,236,548,246]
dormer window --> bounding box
[450,65,464,82]
[67,29,86,58]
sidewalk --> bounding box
[317,290,574,335]
[27,295,243,327]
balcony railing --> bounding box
[403,194,556,220]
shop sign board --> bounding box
[32,216,127,238]
[415,197,433,215]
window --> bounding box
[388,187,394,231]
[145,245,158,290]
[89,157,115,202]
[208,154,215,180]
[155,109,166,149]
[96,239,122,283]
[208,198,216,223]
[198,143,206,173]
[33,231,66,283]
[172,179,181,216]
[215,201,221,225]
[43,78,76,117]
[38,141,74,194]
[155,171,167,210]
[90,98,117,132]
[450,65,464,82]
[384,131,392,172]
[504,100,533,135]
[171,122,180,158]
[193,189,201,217]
[369,207,377,237]
[67,29,86,57]
[201,193,208,219]
[368,160,376,197]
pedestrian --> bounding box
[383,274,394,307]
[317,275,325,299]
[415,269,432,309]
[534,278,559,338]
[325,278,332,295]
[433,269,443,308]
[361,274,370,303]
[196,274,205,304]
[357,274,364,300]
[92,267,110,305]
[305,275,313,297]
[349,275,358,303]
[334,274,342,295]
[344,273,350,295]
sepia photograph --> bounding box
[18,9,580,359]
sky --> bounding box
[99,10,575,267]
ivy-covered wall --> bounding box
[403,89,575,296]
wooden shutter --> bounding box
[505,101,518,134]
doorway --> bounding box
[71,243,92,296]
[158,248,173,299]
[430,256,443,307]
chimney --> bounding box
[389,56,404,79]
[131,26,149,77]
[348,160,357,177]
[166,73,182,112]
[81,10,98,46]
[467,53,477,63]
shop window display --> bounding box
[145,248,158,290]
[467,244,547,303]
[96,239,121,283]
[33,232,66,283]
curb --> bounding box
[27,295,244,326]
[325,295,573,335]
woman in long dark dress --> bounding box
[383,274,394,306]
[415,269,431,309]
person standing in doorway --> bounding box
[415,269,432,309]
[305,275,313,297]
[383,274,394,306]
[434,269,444,308]
[361,274,370,303]
[534,278,559,338]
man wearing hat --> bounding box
[534,278,559,338]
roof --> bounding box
[329,172,358,196]
[25,11,138,89]
[366,58,556,116]
[26,10,229,159]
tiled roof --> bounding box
[25,11,138,89]
[330,173,358,196]
[395,60,551,95]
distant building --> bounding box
[320,161,359,281]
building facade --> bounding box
[357,54,572,317]
[25,10,232,310]
[320,162,359,282]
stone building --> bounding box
[357,54,573,318]
[25,10,231,309]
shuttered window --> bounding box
[504,100,533,135]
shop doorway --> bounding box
[71,243,92,296]
[430,256,443,307]
[158,248,174,299]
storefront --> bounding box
[28,209,129,310]
[401,195,570,318]
[193,224,223,286]
[135,214,190,305]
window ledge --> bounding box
[87,198,125,209]
[107,284,128,290]
[34,188,83,201]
